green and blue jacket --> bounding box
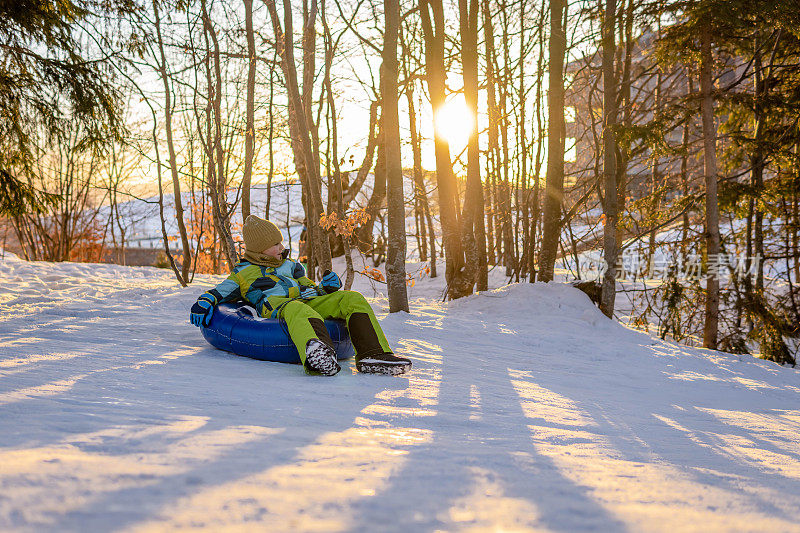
[200,252,319,318]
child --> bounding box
[190,215,411,376]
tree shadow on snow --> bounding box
[1,334,401,532]
[346,325,628,533]
[524,332,800,526]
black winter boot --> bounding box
[348,312,410,374]
[305,339,340,376]
[355,353,412,375]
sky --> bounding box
[114,0,585,197]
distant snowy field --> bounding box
[3,251,800,532]
[106,178,399,253]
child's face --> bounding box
[262,242,285,259]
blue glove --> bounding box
[190,294,215,327]
[319,269,342,294]
[299,286,318,299]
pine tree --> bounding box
[0,0,124,215]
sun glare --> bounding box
[434,95,474,152]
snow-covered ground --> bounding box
[2,251,800,532]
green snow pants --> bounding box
[268,290,393,367]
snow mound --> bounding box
[452,282,610,326]
[2,255,800,531]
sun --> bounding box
[433,94,474,151]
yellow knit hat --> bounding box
[242,215,283,252]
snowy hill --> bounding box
[105,181,308,250]
[2,252,800,531]
[108,174,401,252]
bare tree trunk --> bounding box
[137,81,186,285]
[499,11,513,275]
[153,0,191,282]
[320,0,354,288]
[266,47,276,217]
[539,0,567,282]
[399,24,425,263]
[794,153,800,285]
[414,195,425,262]
[401,25,436,277]
[201,70,224,273]
[614,0,633,250]
[517,0,528,283]
[482,0,498,267]
[423,186,437,278]
[599,0,618,317]
[779,193,799,323]
[242,0,256,221]
[489,168,499,264]
[680,74,692,261]
[700,24,720,349]
[302,0,321,187]
[752,40,765,293]
[648,49,662,272]
[265,0,332,277]
[529,0,547,282]
[420,0,470,298]
[301,1,325,278]
[201,0,238,268]
[382,0,409,312]
[408,88,427,262]
[460,0,485,292]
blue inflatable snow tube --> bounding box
[200,302,354,364]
